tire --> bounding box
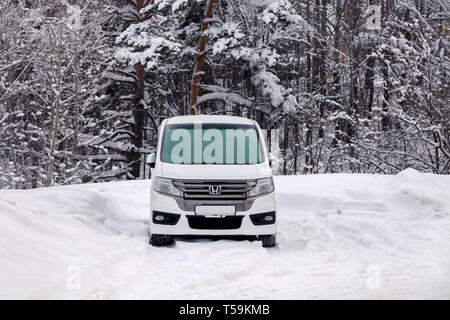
[260,235,276,248]
[150,234,175,247]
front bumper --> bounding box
[150,190,277,236]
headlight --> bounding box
[247,177,274,197]
[153,177,183,197]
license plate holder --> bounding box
[195,205,236,216]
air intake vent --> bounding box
[187,215,243,230]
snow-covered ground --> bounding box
[0,169,449,299]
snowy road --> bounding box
[1,169,449,299]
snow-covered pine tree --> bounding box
[1,0,448,189]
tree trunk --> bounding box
[381,42,391,131]
[190,0,216,115]
[282,117,289,175]
[70,67,79,164]
[332,0,343,146]
[318,0,327,139]
[128,62,145,179]
[305,124,313,174]
[364,0,378,119]
[47,22,62,186]
[364,54,375,118]
[125,0,152,180]
[306,0,312,93]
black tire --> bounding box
[260,235,276,248]
[150,234,175,246]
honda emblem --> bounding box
[208,185,222,195]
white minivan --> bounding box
[147,115,277,247]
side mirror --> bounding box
[268,153,277,168]
[146,152,156,169]
[268,153,279,174]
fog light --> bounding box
[152,211,181,225]
[250,212,276,225]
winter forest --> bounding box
[0,0,448,189]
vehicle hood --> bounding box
[159,162,271,180]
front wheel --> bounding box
[150,234,175,246]
[260,235,276,248]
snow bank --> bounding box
[0,181,149,299]
[0,169,449,299]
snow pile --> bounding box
[0,169,449,299]
[0,181,149,299]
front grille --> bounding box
[187,215,244,230]
[173,179,255,200]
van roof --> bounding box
[166,115,255,125]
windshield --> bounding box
[161,123,264,165]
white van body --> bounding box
[148,115,277,247]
